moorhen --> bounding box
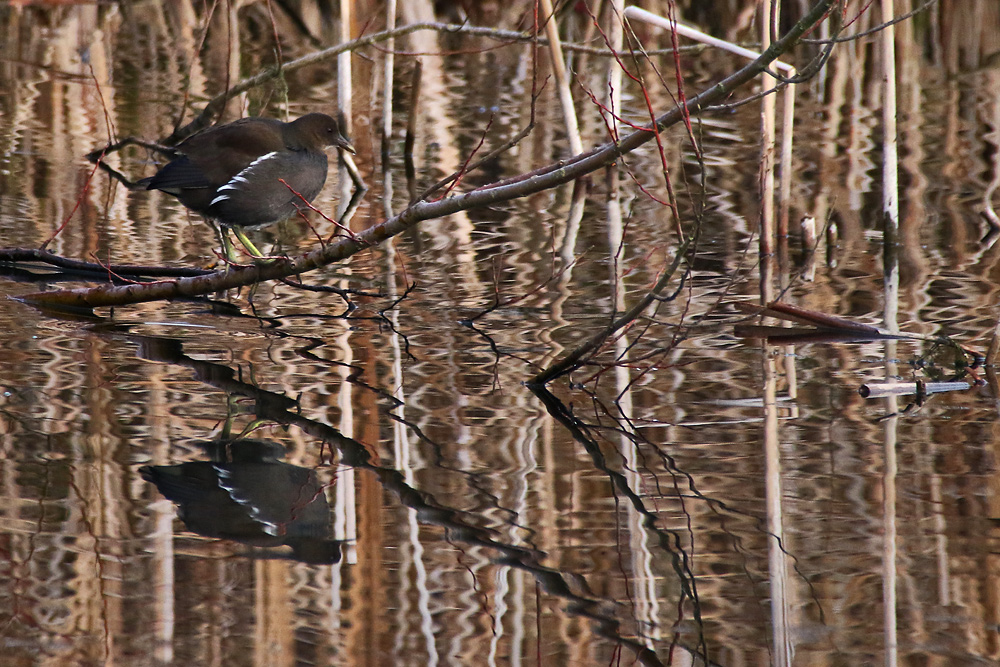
[140,438,344,564]
[142,113,355,260]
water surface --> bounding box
[1,2,1000,665]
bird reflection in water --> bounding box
[141,439,343,564]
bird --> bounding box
[140,438,344,564]
[141,112,355,261]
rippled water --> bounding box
[2,2,1000,666]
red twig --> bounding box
[41,64,117,251]
[434,115,496,202]
[276,178,361,245]
[582,4,683,229]
[91,251,174,286]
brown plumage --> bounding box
[143,113,354,258]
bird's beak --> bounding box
[336,135,356,154]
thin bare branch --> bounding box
[22,0,838,328]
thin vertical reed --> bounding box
[759,2,777,280]
[881,1,899,234]
[338,0,363,204]
[778,74,796,239]
[607,0,623,135]
[763,346,792,667]
[335,0,358,563]
[881,0,900,333]
[538,0,584,155]
[382,0,397,169]
[880,4,901,663]
[404,61,422,202]
[338,0,352,137]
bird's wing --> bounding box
[182,118,288,186]
[143,155,213,191]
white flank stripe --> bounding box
[211,151,279,208]
[243,151,278,172]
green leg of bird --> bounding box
[206,219,242,268]
[231,226,281,264]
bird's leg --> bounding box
[232,418,272,440]
[220,229,241,265]
[231,226,284,264]
[232,226,263,258]
[206,219,243,268]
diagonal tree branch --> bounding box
[19,0,837,316]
